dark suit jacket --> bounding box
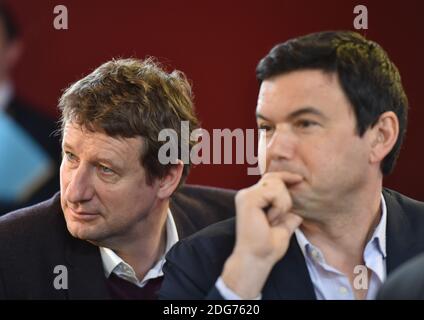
[1,97,61,215]
[160,189,424,299]
[0,185,235,299]
[377,252,424,299]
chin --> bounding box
[66,221,99,241]
[290,194,309,215]
[67,225,89,240]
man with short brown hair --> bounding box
[0,58,234,299]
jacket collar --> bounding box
[264,237,316,299]
[169,198,198,239]
[64,232,111,299]
[383,188,417,274]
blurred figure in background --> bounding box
[0,3,60,215]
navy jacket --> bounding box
[160,189,424,299]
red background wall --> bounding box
[6,0,424,199]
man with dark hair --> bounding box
[0,3,61,215]
[160,31,424,300]
[0,58,234,299]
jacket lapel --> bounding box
[64,234,111,299]
[169,199,198,239]
[256,189,421,299]
[263,237,316,299]
[384,189,419,274]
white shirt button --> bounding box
[311,249,323,263]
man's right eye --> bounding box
[64,151,77,162]
[258,124,272,131]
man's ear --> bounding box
[156,160,184,200]
[369,111,399,165]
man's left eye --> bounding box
[99,165,114,174]
[296,120,319,128]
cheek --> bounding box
[59,166,69,210]
[128,182,157,210]
[105,189,150,221]
[59,164,69,192]
[307,139,367,179]
[100,180,146,210]
[300,141,327,165]
[299,140,342,183]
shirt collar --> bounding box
[0,81,13,113]
[295,193,387,259]
[99,208,179,286]
[370,193,387,258]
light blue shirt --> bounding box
[294,194,387,300]
[217,194,387,300]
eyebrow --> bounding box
[256,106,328,122]
[62,142,74,151]
[62,142,122,169]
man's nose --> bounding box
[267,126,297,163]
[65,164,94,204]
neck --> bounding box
[300,180,383,269]
[110,200,169,280]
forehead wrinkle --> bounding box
[63,123,141,165]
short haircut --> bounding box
[256,31,408,175]
[59,58,199,187]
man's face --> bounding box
[60,123,160,245]
[256,70,374,218]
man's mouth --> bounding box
[69,207,100,221]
